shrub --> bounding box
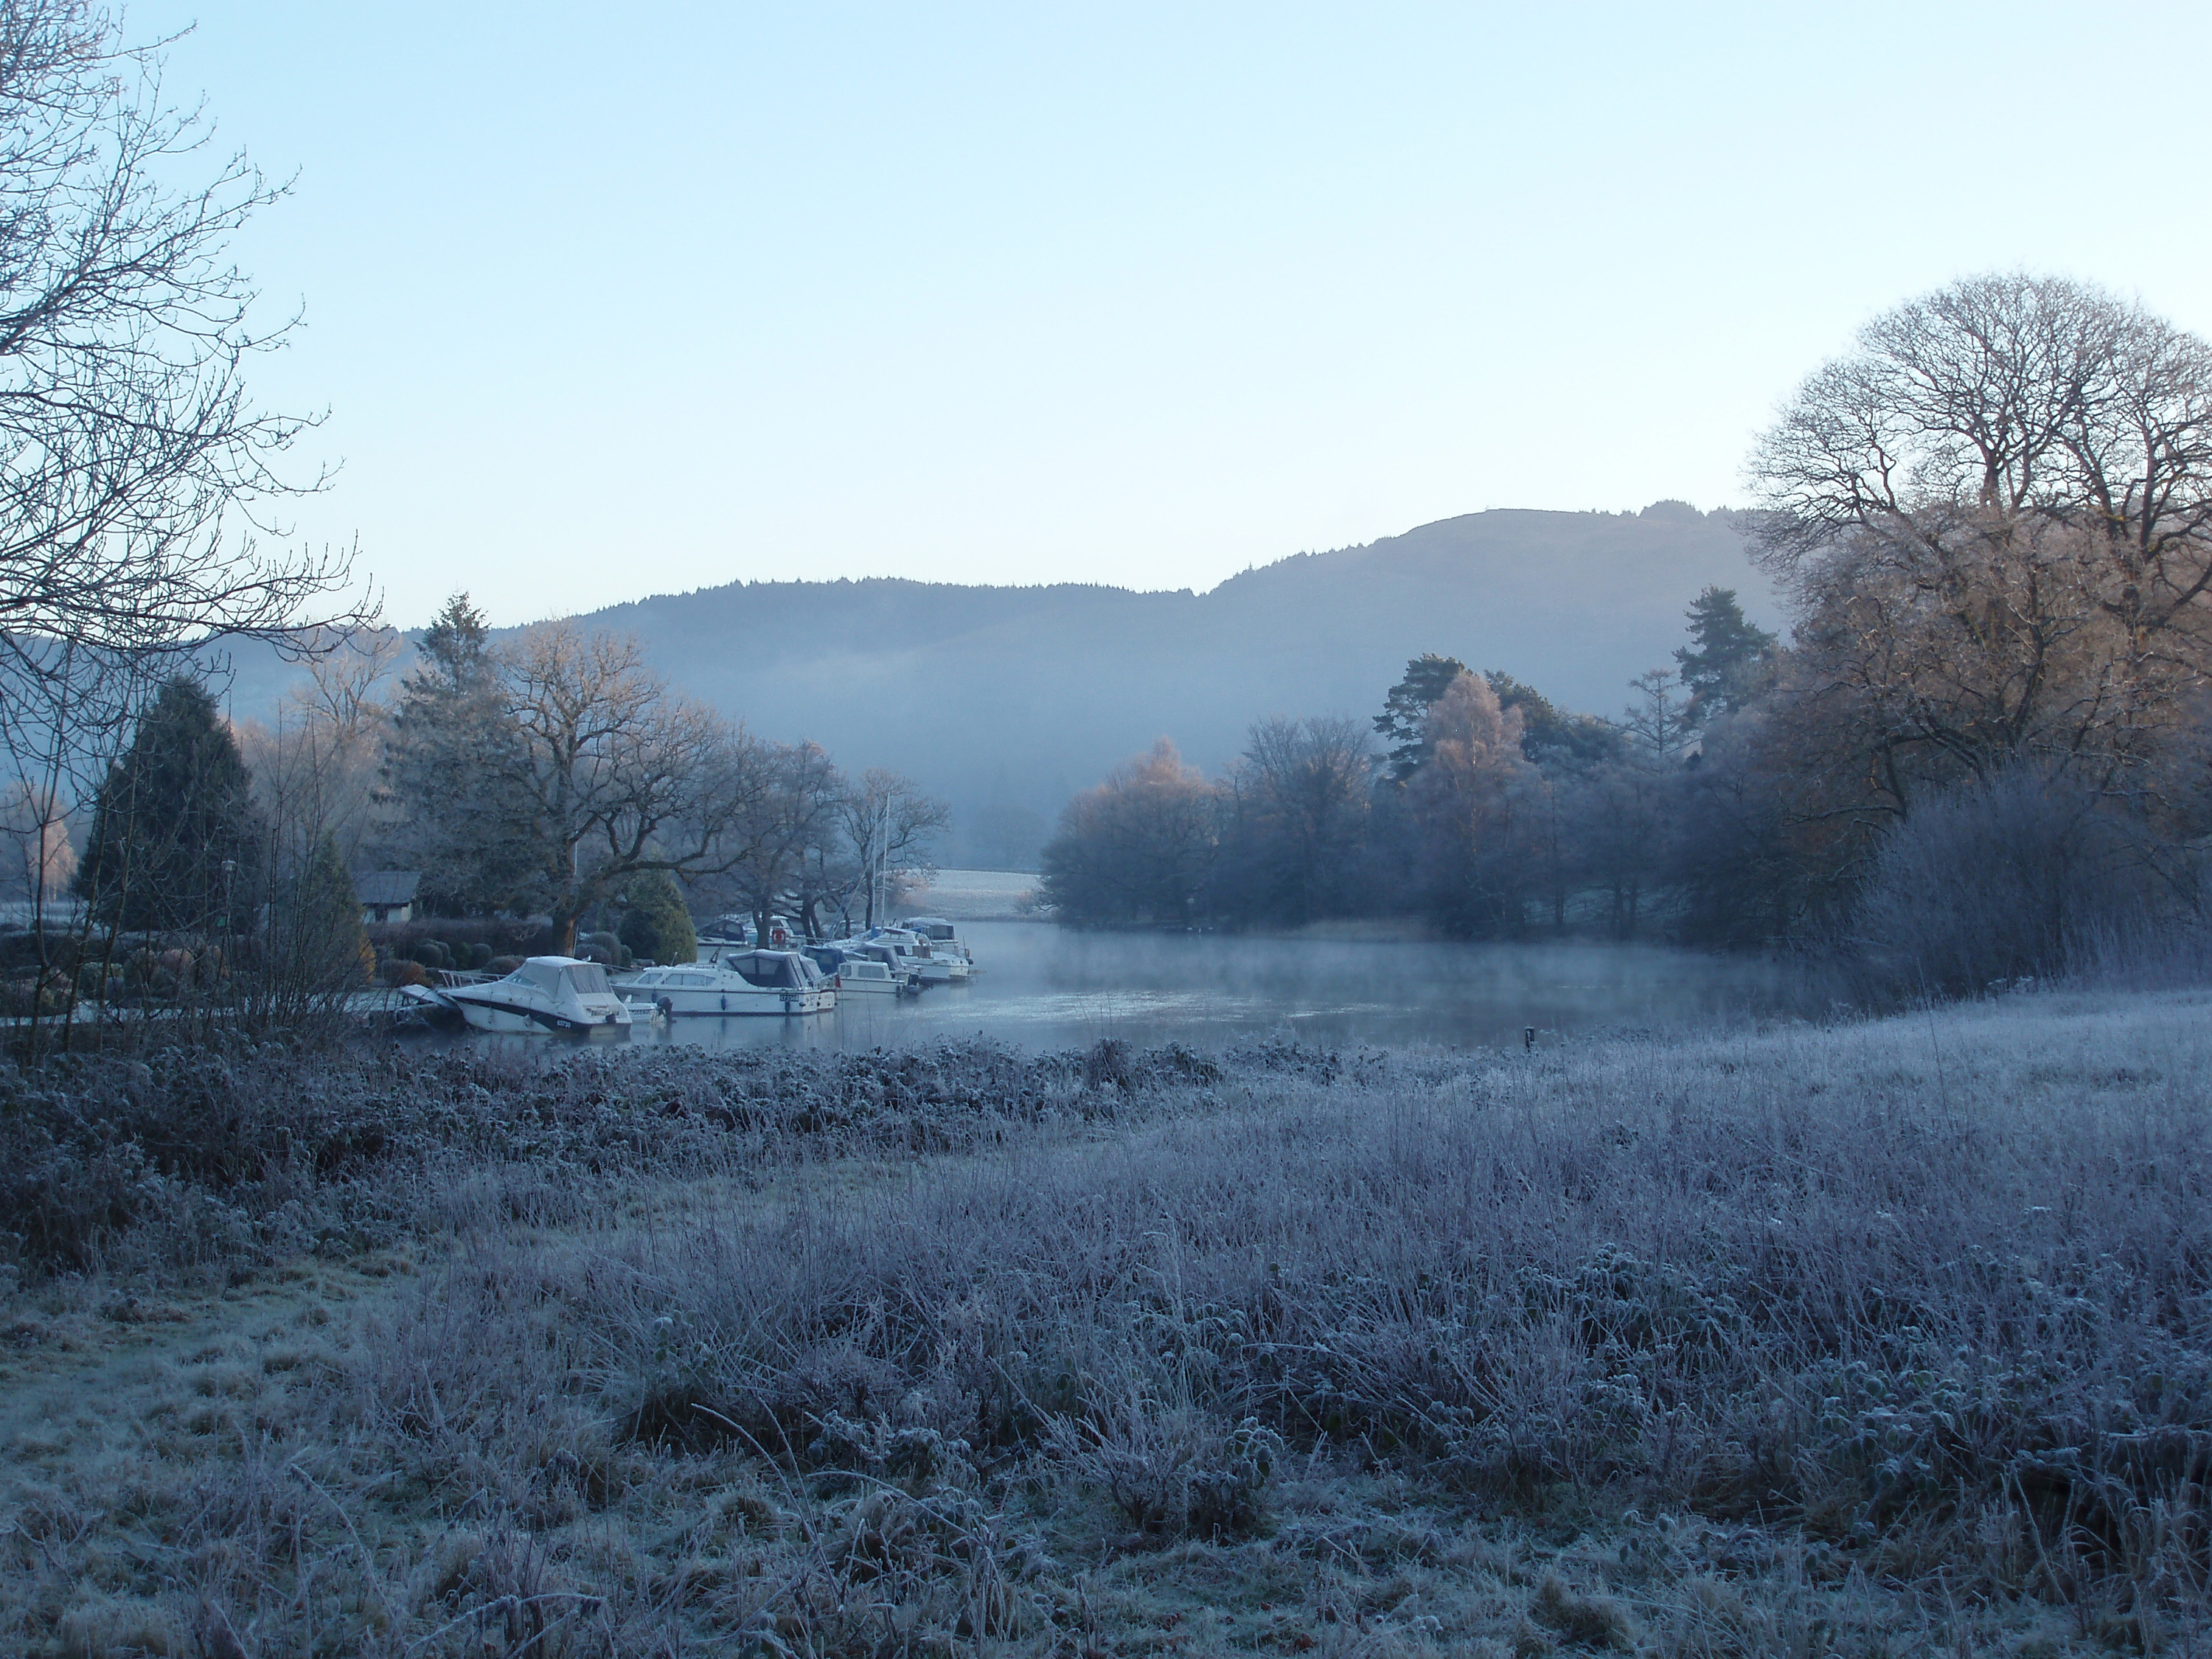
[0,930,86,974]
[577,931,630,968]
[618,870,696,965]
[1851,765,2162,997]
[487,955,523,975]
[366,917,549,962]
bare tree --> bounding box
[835,768,950,931]
[1617,669,1694,762]
[1040,740,1219,925]
[498,623,757,954]
[1217,715,1372,925]
[1404,672,1528,933]
[708,740,844,946]
[0,4,365,759]
[1560,757,1669,938]
[239,630,400,871]
[0,775,73,905]
[1747,274,2212,806]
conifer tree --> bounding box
[76,677,263,932]
[1673,587,1776,723]
[380,593,545,914]
[1373,654,1470,782]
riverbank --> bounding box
[4,989,2208,1653]
[897,866,1046,921]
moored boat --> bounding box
[619,948,835,1016]
[865,925,966,984]
[804,943,914,995]
[405,956,635,1034]
[899,917,978,970]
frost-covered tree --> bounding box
[1404,672,1528,933]
[1040,740,1219,925]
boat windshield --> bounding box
[563,964,613,996]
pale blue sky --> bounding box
[133,1,2212,628]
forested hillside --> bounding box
[223,504,1770,864]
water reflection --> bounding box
[597,923,1784,1054]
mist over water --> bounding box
[611,922,1786,1054]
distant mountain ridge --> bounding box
[223,504,1776,863]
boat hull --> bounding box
[447,993,631,1034]
[642,984,836,1017]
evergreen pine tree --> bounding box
[1483,671,1624,763]
[1674,587,1777,723]
[381,592,546,914]
[1373,654,1470,781]
[76,676,264,932]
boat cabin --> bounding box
[715,948,825,989]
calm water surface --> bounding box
[590,922,1784,1054]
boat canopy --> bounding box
[717,949,815,990]
[512,957,613,997]
[902,918,956,940]
[563,962,613,995]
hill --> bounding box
[223,504,1774,866]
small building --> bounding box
[356,870,421,926]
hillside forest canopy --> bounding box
[1043,274,2212,996]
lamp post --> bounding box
[220,858,237,989]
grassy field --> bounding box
[1,991,2208,1656]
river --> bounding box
[605,922,1787,1054]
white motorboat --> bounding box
[867,926,967,984]
[853,928,944,984]
[817,939,923,993]
[404,956,635,1034]
[833,958,905,995]
[900,917,978,970]
[619,948,835,1017]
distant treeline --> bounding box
[1044,274,2212,998]
[1037,596,1771,945]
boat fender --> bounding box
[720,993,727,1012]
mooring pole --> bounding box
[1523,1026,1536,1053]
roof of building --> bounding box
[355,870,422,906]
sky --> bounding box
[128,1,2212,630]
